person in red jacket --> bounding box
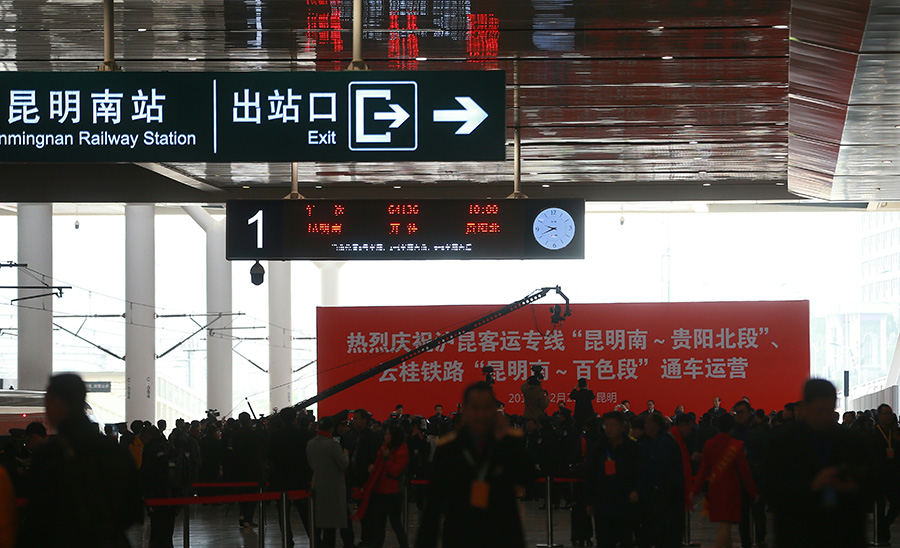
[692,413,758,548]
[0,465,16,548]
[357,424,410,548]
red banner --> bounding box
[316,301,810,419]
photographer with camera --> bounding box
[521,366,550,421]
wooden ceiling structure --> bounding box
[788,0,900,201]
[0,0,845,203]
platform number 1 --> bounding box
[248,209,263,249]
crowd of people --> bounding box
[0,372,898,548]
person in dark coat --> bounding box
[708,397,728,418]
[307,414,351,548]
[140,425,179,548]
[407,419,432,511]
[764,379,874,548]
[167,424,201,497]
[270,407,315,547]
[232,411,266,529]
[349,410,382,487]
[536,415,561,479]
[17,373,143,548]
[521,376,550,420]
[569,418,596,547]
[586,411,641,548]
[569,378,596,430]
[557,409,580,470]
[732,400,769,548]
[428,405,449,437]
[186,421,203,491]
[619,400,635,420]
[350,408,383,546]
[637,412,684,548]
[198,423,223,489]
[871,403,900,544]
[417,381,536,548]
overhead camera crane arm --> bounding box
[294,285,571,411]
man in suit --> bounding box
[270,407,315,547]
[708,397,728,418]
[417,382,535,548]
[232,412,265,529]
[428,405,449,437]
[308,414,351,548]
[765,379,873,548]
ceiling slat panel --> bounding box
[0,0,792,199]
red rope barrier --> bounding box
[145,489,311,507]
[287,489,311,501]
[411,477,583,485]
[535,477,584,483]
[146,492,278,507]
[191,482,259,488]
[17,489,312,509]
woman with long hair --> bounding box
[356,424,410,548]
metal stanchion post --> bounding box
[871,501,880,546]
[537,477,562,548]
[683,510,700,547]
[402,480,410,533]
[259,486,266,548]
[749,506,755,547]
[183,504,190,548]
[309,491,317,548]
[281,492,290,548]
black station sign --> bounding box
[85,381,112,393]
[226,199,585,261]
[0,71,505,162]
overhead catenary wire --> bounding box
[2,297,548,394]
[204,298,564,403]
[2,265,565,405]
[3,264,311,338]
[0,280,310,350]
[52,321,125,361]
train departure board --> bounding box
[226,199,585,260]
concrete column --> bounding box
[183,206,233,417]
[314,262,345,306]
[207,221,234,416]
[268,261,292,411]
[16,204,53,390]
[125,204,155,422]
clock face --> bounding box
[533,207,577,250]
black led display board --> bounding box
[226,199,585,261]
[0,71,505,162]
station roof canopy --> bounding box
[0,0,888,204]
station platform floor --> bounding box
[126,499,894,548]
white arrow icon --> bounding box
[433,96,489,135]
[373,103,411,129]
